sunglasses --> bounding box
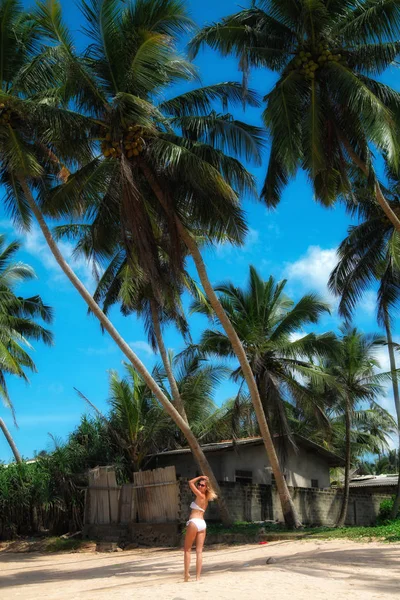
[198,483,206,488]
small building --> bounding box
[148,434,344,490]
[350,474,399,494]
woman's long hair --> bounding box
[198,478,217,501]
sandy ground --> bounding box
[1,539,400,600]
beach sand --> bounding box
[1,539,399,599]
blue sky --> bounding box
[0,0,397,461]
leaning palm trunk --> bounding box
[150,300,188,423]
[19,178,232,526]
[383,309,400,519]
[140,163,301,528]
[336,399,352,527]
[0,417,22,464]
[150,300,233,521]
[340,136,400,232]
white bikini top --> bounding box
[190,501,205,512]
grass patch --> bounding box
[303,521,400,543]
[44,538,86,553]
[206,521,282,537]
[204,520,400,543]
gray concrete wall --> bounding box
[151,443,331,489]
[272,486,390,526]
[180,479,273,523]
[180,479,391,527]
[83,482,393,544]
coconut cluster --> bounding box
[101,125,146,160]
[0,103,13,125]
[290,44,347,79]
[123,125,146,159]
[101,133,122,158]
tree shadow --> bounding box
[0,542,399,596]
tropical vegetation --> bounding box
[35,0,298,527]
[0,234,53,463]
[329,180,400,518]
[190,0,400,229]
[1,0,400,538]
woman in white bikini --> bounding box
[183,475,217,582]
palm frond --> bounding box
[159,82,261,116]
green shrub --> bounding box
[377,496,399,524]
[45,538,83,553]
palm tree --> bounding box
[191,266,337,451]
[0,234,53,463]
[80,354,231,470]
[29,0,301,525]
[0,0,261,526]
[153,351,230,448]
[189,0,400,231]
[107,365,170,472]
[368,449,399,475]
[323,325,389,527]
[333,407,396,463]
[77,243,193,423]
[61,233,240,518]
[329,185,400,518]
[199,388,260,444]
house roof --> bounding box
[152,434,345,467]
[349,474,399,488]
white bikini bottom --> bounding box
[186,518,207,532]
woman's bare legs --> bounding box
[196,529,206,581]
[184,523,198,582]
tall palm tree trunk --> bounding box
[19,178,233,526]
[150,300,188,422]
[383,308,400,519]
[0,417,22,464]
[340,136,400,232]
[150,300,233,522]
[336,398,352,527]
[140,163,302,528]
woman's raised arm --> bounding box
[188,475,208,497]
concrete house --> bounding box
[149,434,344,489]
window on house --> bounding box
[235,469,253,484]
[311,479,319,489]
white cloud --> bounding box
[216,227,260,258]
[129,341,154,357]
[82,344,118,357]
[48,383,64,395]
[359,291,377,316]
[371,344,400,421]
[266,221,281,238]
[284,246,383,322]
[245,228,259,248]
[23,225,96,291]
[373,345,391,373]
[285,246,338,298]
